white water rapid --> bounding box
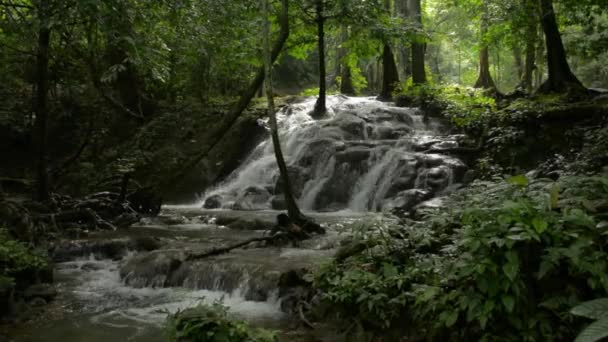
[201,96,467,213]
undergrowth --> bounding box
[313,174,608,341]
[166,302,277,342]
[0,228,47,289]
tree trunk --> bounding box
[262,0,304,221]
[339,26,355,95]
[409,0,426,84]
[396,0,411,80]
[34,4,51,202]
[513,45,524,82]
[537,0,585,94]
[158,0,290,192]
[474,2,496,90]
[522,13,538,92]
[379,43,399,100]
[312,0,327,118]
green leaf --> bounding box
[382,263,399,278]
[575,317,608,342]
[445,311,458,327]
[502,295,515,313]
[508,175,529,187]
[571,299,608,320]
[532,217,549,234]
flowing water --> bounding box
[6,96,467,341]
[202,96,467,212]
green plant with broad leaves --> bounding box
[313,175,608,341]
[0,228,48,286]
[572,298,608,342]
[166,302,277,342]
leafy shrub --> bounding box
[313,175,608,341]
[571,298,608,342]
[0,229,48,286]
[166,303,277,342]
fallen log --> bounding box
[185,233,288,261]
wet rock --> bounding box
[81,262,104,271]
[383,189,432,213]
[274,166,306,198]
[335,147,372,163]
[332,113,366,139]
[121,250,184,288]
[203,195,222,209]
[130,236,163,252]
[23,284,56,302]
[232,186,270,211]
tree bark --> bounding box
[312,0,327,118]
[158,0,290,192]
[396,0,411,80]
[339,26,355,95]
[379,43,399,100]
[409,0,426,84]
[522,14,538,92]
[262,0,304,221]
[34,3,51,202]
[474,1,496,90]
[537,0,585,94]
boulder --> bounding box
[383,189,432,213]
[232,186,270,211]
[203,195,222,209]
[331,113,366,139]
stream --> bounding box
[6,96,467,341]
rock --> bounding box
[202,195,222,209]
[270,196,287,210]
[232,186,270,211]
[29,297,47,307]
[81,262,104,271]
[274,166,306,198]
[331,113,366,139]
[383,189,432,213]
[120,250,184,288]
[23,284,57,302]
[130,236,163,252]
[335,147,372,163]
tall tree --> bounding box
[33,0,52,201]
[379,0,400,100]
[338,26,356,95]
[312,0,328,118]
[537,0,585,93]
[262,0,304,221]
[474,0,496,90]
[409,0,426,84]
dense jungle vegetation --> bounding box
[1,0,608,341]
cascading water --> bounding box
[201,96,467,212]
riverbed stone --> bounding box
[232,186,270,211]
[202,195,222,209]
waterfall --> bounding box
[201,96,467,212]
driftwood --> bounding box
[185,233,288,261]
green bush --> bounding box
[313,175,608,341]
[166,303,277,342]
[0,229,48,286]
